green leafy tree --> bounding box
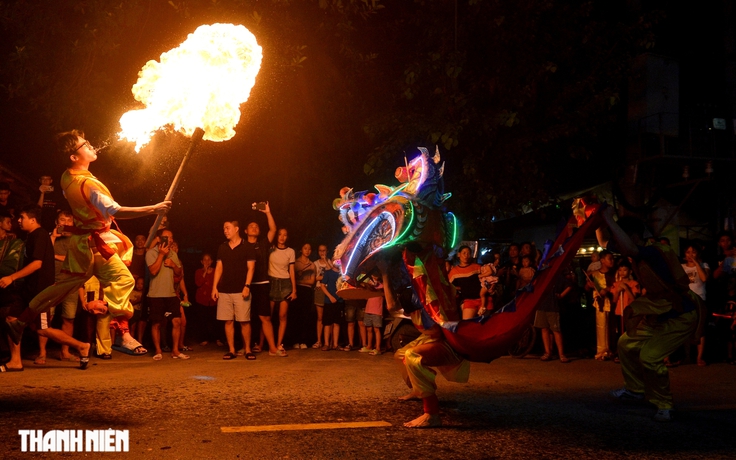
[360,1,659,237]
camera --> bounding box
[160,235,169,246]
[252,202,267,211]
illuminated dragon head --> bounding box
[333,147,459,286]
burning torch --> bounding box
[118,23,262,246]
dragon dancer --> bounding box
[333,146,605,428]
[6,129,171,354]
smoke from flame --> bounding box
[119,23,262,152]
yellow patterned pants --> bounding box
[394,332,469,399]
[23,246,134,322]
[95,312,112,355]
[617,310,697,410]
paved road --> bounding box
[1,345,735,459]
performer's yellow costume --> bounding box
[617,242,703,410]
[393,248,469,404]
[83,276,113,355]
[18,169,134,329]
[395,325,469,399]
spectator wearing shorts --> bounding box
[534,273,572,363]
[146,229,188,360]
[312,244,333,348]
[1,205,90,369]
[244,202,284,357]
[362,275,385,355]
[320,263,344,351]
[343,298,366,351]
[268,228,296,351]
[212,220,256,360]
[46,210,81,362]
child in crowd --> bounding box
[681,243,710,366]
[478,263,498,314]
[610,259,640,360]
[362,273,385,355]
[320,263,344,351]
[517,255,535,289]
[586,251,602,273]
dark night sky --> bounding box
[0,2,386,257]
[0,2,731,259]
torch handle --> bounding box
[145,128,205,248]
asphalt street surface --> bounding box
[1,344,735,459]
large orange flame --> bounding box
[119,23,262,152]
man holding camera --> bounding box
[146,229,188,360]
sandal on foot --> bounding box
[223,352,236,360]
[59,355,80,362]
[540,354,551,361]
[118,338,148,355]
[245,352,256,360]
[172,353,190,360]
[34,356,47,365]
[321,345,331,351]
[0,364,24,372]
[152,353,163,361]
[559,356,571,363]
[252,345,262,353]
[312,342,321,349]
[79,355,90,370]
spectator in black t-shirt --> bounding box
[1,205,90,369]
[244,202,285,357]
[212,220,256,360]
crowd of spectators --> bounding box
[1,175,736,370]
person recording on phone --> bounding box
[146,229,188,361]
[37,175,63,232]
[245,202,285,357]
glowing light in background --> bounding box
[119,23,262,152]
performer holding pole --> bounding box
[6,130,171,356]
[145,127,204,248]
